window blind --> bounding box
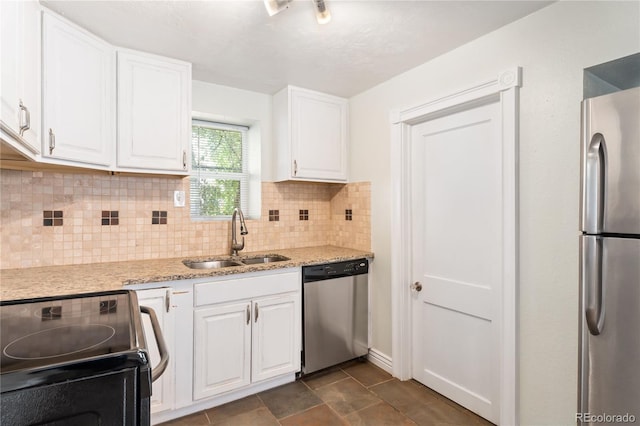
[190,121,249,219]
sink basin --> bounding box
[241,255,290,265]
[183,259,244,269]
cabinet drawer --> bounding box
[194,270,300,307]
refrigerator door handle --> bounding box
[583,133,606,234]
[583,236,604,335]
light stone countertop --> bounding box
[0,245,374,301]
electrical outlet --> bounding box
[174,191,185,207]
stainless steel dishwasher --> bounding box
[302,258,369,374]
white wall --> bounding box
[349,2,639,424]
[192,80,274,180]
[191,80,274,217]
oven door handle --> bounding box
[140,306,169,383]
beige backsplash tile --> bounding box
[0,169,370,269]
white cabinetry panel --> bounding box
[42,11,114,167]
[117,50,191,173]
[274,86,348,182]
[0,0,41,156]
[193,269,301,400]
[251,294,300,382]
[193,301,251,400]
[136,287,175,415]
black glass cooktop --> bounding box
[0,290,143,386]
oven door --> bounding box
[1,367,142,426]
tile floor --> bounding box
[159,361,494,426]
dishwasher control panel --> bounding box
[302,258,369,282]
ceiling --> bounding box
[41,0,553,98]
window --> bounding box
[190,120,249,219]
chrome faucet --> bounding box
[231,207,248,256]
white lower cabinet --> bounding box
[193,301,252,399]
[193,273,301,400]
[251,294,299,382]
[193,293,300,400]
[132,268,301,425]
[136,287,175,415]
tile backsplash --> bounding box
[0,169,370,269]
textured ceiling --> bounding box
[41,0,552,97]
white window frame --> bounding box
[190,119,250,220]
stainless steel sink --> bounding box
[183,259,244,269]
[241,255,290,265]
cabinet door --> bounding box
[0,0,40,155]
[136,288,174,414]
[42,12,114,166]
[193,301,251,399]
[117,50,191,173]
[291,89,348,181]
[252,293,301,382]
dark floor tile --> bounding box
[314,378,381,416]
[258,380,323,419]
[212,407,279,426]
[302,367,349,390]
[344,402,416,426]
[280,404,347,426]
[370,379,441,414]
[158,412,210,425]
[206,395,264,423]
[343,361,392,387]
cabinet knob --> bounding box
[410,282,423,292]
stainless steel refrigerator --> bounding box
[579,86,640,424]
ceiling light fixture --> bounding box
[263,0,331,24]
[263,0,292,17]
[312,0,331,24]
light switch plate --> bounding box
[174,190,185,207]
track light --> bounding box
[312,0,331,24]
[263,0,292,17]
[264,0,331,24]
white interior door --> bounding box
[410,100,502,423]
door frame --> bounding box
[389,67,521,425]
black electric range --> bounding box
[0,290,156,426]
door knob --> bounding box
[410,282,422,292]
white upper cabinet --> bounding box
[0,0,41,157]
[41,11,115,168]
[116,50,191,173]
[274,86,348,182]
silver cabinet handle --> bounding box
[582,133,606,234]
[18,99,30,136]
[49,129,56,155]
[165,289,171,313]
[293,159,297,176]
[246,304,251,325]
[582,236,604,335]
[254,303,259,323]
[183,150,187,170]
[410,282,422,292]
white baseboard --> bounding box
[367,348,393,374]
